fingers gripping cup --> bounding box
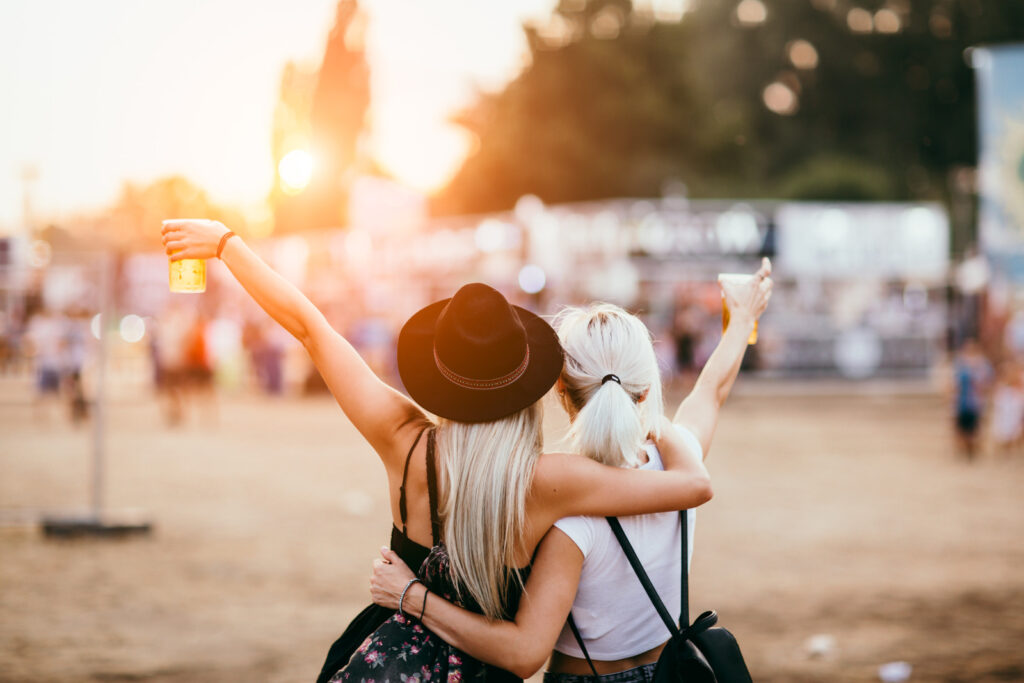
[169,256,206,293]
[718,273,758,345]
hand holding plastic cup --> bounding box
[718,257,772,345]
[161,219,230,293]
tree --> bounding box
[272,0,370,232]
[102,176,243,252]
[434,0,1024,215]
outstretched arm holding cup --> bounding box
[160,219,422,457]
[672,257,772,459]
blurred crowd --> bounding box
[9,275,1024,467]
[3,283,732,430]
[948,304,1024,461]
[1,294,403,429]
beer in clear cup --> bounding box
[169,255,206,293]
[718,273,758,345]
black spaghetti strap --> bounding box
[398,426,428,533]
[425,428,442,545]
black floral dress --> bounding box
[319,427,525,683]
[331,543,525,683]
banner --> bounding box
[974,43,1024,282]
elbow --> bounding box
[510,656,546,680]
[506,644,549,679]
[694,473,713,506]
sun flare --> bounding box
[279,149,314,195]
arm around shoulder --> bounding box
[533,451,711,521]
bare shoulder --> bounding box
[379,412,435,473]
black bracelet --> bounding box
[419,588,429,622]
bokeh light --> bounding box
[278,149,314,195]
[874,8,901,34]
[735,0,767,26]
[90,314,103,340]
[119,315,146,343]
[475,219,507,253]
[763,81,799,115]
[847,8,873,33]
[788,40,819,70]
[518,264,546,294]
[834,327,883,379]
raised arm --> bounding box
[160,220,422,458]
[370,528,583,678]
[672,257,772,458]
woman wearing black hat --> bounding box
[160,220,714,683]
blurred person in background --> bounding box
[1003,306,1024,361]
[243,318,285,395]
[152,302,193,426]
[367,265,772,682]
[160,219,715,683]
[671,291,703,382]
[25,308,65,422]
[183,310,218,427]
[0,310,13,373]
[990,360,1024,457]
[62,309,90,424]
[951,338,993,461]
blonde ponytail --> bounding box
[554,304,664,467]
[436,402,542,619]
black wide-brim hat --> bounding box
[397,283,564,423]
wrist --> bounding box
[726,309,756,331]
[405,583,427,619]
[216,229,238,259]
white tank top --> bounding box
[552,424,700,660]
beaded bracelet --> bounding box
[399,577,422,618]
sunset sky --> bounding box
[0,0,564,232]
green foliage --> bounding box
[776,155,897,201]
[435,0,1024,215]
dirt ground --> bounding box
[2,375,1023,682]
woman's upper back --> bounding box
[550,425,701,660]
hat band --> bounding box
[433,345,531,390]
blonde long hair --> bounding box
[436,401,543,619]
[554,303,664,467]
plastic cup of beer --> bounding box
[169,254,206,293]
[718,273,758,345]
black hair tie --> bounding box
[601,374,621,386]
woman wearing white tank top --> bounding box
[369,260,772,682]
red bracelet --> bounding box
[216,231,236,258]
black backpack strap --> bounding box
[680,509,689,628]
[398,426,428,533]
[606,515,683,637]
[566,612,601,682]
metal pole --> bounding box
[41,249,150,538]
[90,251,110,521]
